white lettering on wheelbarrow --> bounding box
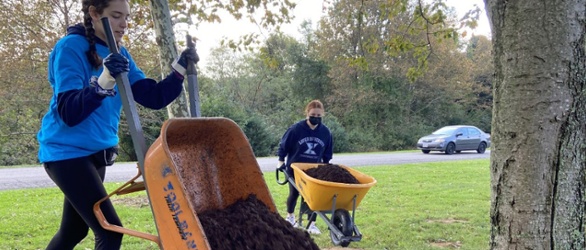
[163,165,198,249]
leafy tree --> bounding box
[0,0,59,165]
[464,35,493,132]
[240,114,277,157]
[147,0,296,118]
[324,115,351,153]
[311,0,482,151]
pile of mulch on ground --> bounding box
[305,164,360,184]
[197,194,319,250]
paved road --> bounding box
[0,151,489,191]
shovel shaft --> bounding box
[101,17,148,171]
[186,35,201,117]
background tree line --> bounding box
[0,0,492,165]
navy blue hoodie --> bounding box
[277,120,333,174]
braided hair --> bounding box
[81,0,111,69]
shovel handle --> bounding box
[100,17,147,171]
[185,34,201,117]
[186,35,196,75]
[102,17,119,53]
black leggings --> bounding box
[285,168,300,214]
[44,156,123,250]
[286,182,300,214]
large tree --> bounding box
[486,0,586,248]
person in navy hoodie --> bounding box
[277,99,333,235]
[36,0,197,249]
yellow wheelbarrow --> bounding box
[276,163,377,247]
[92,18,276,249]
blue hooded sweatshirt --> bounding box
[37,24,184,163]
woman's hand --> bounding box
[98,53,129,90]
[171,47,199,76]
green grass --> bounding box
[0,159,491,250]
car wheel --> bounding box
[444,143,455,155]
[477,142,487,154]
[422,150,430,154]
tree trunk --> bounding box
[486,0,586,249]
[149,0,189,118]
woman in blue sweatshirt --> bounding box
[277,99,333,235]
[36,0,197,249]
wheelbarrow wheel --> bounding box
[330,209,353,247]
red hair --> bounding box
[304,100,324,115]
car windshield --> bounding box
[432,127,458,135]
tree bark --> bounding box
[149,0,190,118]
[486,0,586,249]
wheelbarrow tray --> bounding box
[290,163,376,211]
[143,117,276,249]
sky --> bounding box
[190,0,491,70]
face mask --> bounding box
[308,116,322,126]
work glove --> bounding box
[98,53,129,90]
[171,47,199,77]
[277,161,285,171]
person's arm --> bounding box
[130,47,198,109]
[131,72,183,110]
[322,132,334,164]
[277,127,294,166]
[57,87,106,127]
[53,43,125,126]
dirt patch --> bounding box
[111,196,150,208]
[198,194,319,250]
[429,240,462,248]
[426,218,468,224]
[305,164,359,184]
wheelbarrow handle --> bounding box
[275,164,289,185]
[93,167,161,246]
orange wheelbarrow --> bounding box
[276,163,377,247]
[94,118,276,249]
[93,18,276,249]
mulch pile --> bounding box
[195,164,359,249]
[304,164,360,184]
[198,194,320,250]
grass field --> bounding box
[0,159,491,250]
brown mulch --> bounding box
[304,164,360,184]
[197,194,319,250]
